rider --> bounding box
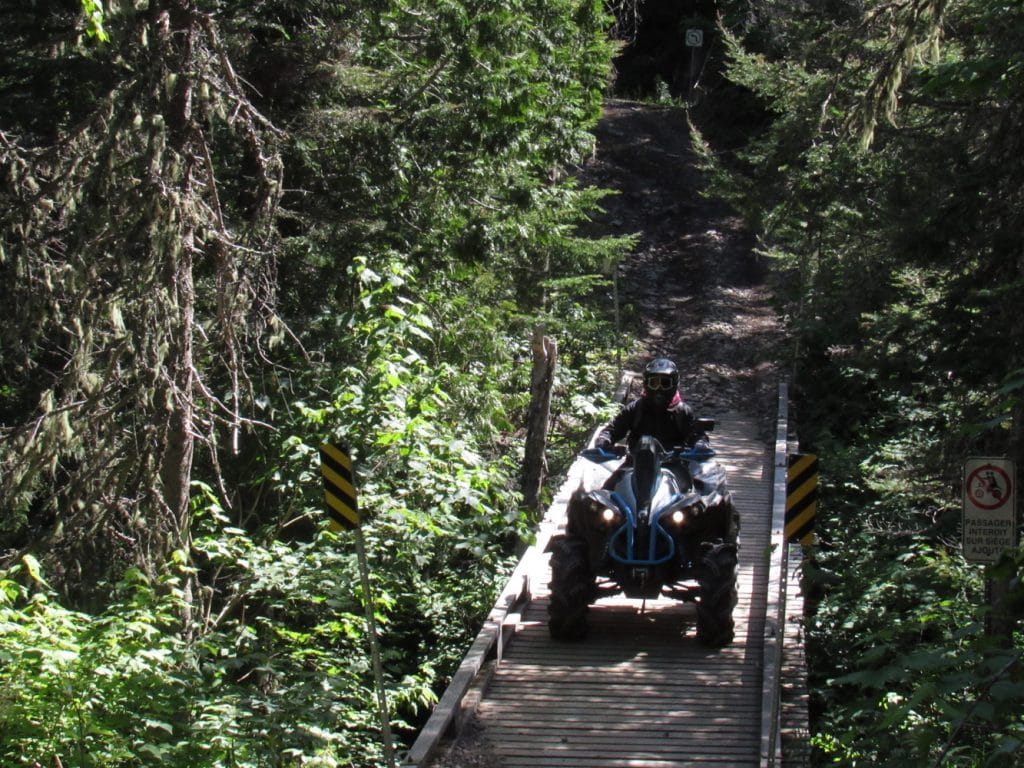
[594,357,708,453]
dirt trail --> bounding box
[580,100,786,437]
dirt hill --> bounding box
[581,99,786,437]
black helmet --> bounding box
[643,357,679,407]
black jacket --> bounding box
[597,394,706,451]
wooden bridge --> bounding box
[404,385,808,767]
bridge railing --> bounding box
[761,382,791,767]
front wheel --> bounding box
[695,540,738,647]
[548,536,594,641]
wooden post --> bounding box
[321,443,395,767]
[613,261,622,371]
[986,574,1016,648]
[522,328,557,512]
[355,528,397,768]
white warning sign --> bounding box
[963,457,1016,564]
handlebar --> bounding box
[580,443,716,463]
[580,446,626,462]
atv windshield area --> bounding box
[631,435,662,515]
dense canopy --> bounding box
[2,1,1024,766]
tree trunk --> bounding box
[989,242,1024,645]
[155,3,199,634]
[155,3,198,555]
[160,246,196,555]
[522,328,557,513]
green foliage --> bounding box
[0,550,403,767]
[704,1,1024,765]
[80,0,110,42]
[796,405,1024,766]
[0,558,189,766]
[2,0,628,765]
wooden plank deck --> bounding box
[464,413,773,767]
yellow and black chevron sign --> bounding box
[785,453,818,546]
[319,442,360,531]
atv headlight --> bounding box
[582,490,624,529]
[662,503,702,529]
[594,504,622,528]
[661,508,688,529]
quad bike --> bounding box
[547,421,739,646]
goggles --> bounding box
[645,374,676,391]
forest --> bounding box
[1,1,1023,767]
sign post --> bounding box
[685,29,703,102]
[320,443,397,768]
[963,457,1017,642]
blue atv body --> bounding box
[547,424,739,646]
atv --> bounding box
[547,421,739,646]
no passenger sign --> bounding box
[963,457,1017,564]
